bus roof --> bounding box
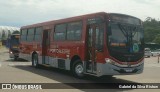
[21,12,141,29]
[21,12,107,29]
[109,13,140,20]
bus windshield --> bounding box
[108,22,144,53]
[11,35,20,46]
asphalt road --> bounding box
[0,47,160,92]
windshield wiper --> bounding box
[118,24,129,42]
[118,24,138,53]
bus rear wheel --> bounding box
[32,54,39,68]
[72,60,84,78]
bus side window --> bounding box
[54,24,66,41]
[27,28,35,42]
[20,29,27,42]
[95,26,104,51]
[67,21,82,40]
[35,27,42,42]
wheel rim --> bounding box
[75,64,83,75]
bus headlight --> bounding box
[105,58,115,65]
[105,58,111,63]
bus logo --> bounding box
[2,84,11,89]
[127,63,131,67]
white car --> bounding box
[151,49,160,56]
[145,48,152,58]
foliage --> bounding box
[143,17,160,44]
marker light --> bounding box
[105,58,111,63]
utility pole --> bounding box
[158,54,160,63]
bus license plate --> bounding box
[125,69,133,72]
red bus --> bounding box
[19,12,144,78]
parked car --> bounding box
[145,48,152,58]
[151,49,160,56]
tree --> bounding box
[143,17,160,44]
[153,34,160,44]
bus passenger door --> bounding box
[86,24,104,74]
[86,24,97,74]
[42,30,50,65]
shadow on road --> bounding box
[6,58,29,62]
[11,65,141,91]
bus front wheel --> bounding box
[32,54,39,68]
[72,60,84,78]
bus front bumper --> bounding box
[96,60,144,77]
[9,52,19,58]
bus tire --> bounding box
[72,60,84,78]
[32,54,39,68]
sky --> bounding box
[0,0,159,27]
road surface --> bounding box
[0,47,160,92]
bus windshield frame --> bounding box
[107,14,144,62]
